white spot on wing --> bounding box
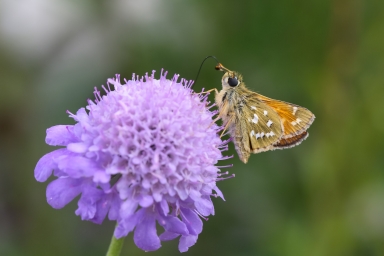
[263,110,268,116]
[291,118,302,126]
[266,131,275,138]
[250,130,255,137]
[293,107,298,115]
[260,132,265,138]
[252,114,259,124]
[267,120,273,127]
[251,106,257,110]
[255,133,260,139]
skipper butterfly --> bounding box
[213,63,315,163]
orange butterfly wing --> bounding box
[256,94,315,148]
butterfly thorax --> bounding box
[215,72,253,124]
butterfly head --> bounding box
[215,63,243,89]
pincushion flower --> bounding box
[34,70,232,253]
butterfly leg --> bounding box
[207,112,234,137]
[208,116,220,129]
[220,115,234,138]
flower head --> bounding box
[34,70,232,252]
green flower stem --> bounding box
[106,234,125,256]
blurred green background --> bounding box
[1,0,384,255]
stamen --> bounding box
[93,87,102,102]
[219,155,233,161]
[101,85,109,94]
[216,173,235,181]
[207,103,217,110]
[194,210,209,221]
[161,70,168,80]
[66,110,75,117]
[115,74,120,83]
[200,94,209,101]
[172,74,180,83]
[216,164,233,169]
[186,80,194,89]
[87,99,95,110]
[213,126,223,132]
[219,138,232,146]
[219,146,229,152]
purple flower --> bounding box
[34,70,232,252]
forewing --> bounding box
[239,97,284,155]
[256,95,315,139]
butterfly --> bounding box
[213,63,315,163]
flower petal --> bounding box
[107,191,121,221]
[34,148,67,182]
[71,108,88,122]
[139,194,153,208]
[180,208,203,236]
[134,212,161,251]
[75,186,111,224]
[57,155,101,178]
[159,231,179,241]
[67,142,88,153]
[194,196,214,216]
[46,125,77,146]
[178,235,198,253]
[114,208,144,239]
[213,185,225,200]
[46,177,83,209]
[116,177,133,200]
[158,200,169,216]
[158,215,188,236]
[93,171,110,183]
[120,199,138,218]
[114,223,127,239]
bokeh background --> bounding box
[1,0,384,255]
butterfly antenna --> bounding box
[215,62,231,73]
[194,55,220,85]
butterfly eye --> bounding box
[228,76,239,87]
